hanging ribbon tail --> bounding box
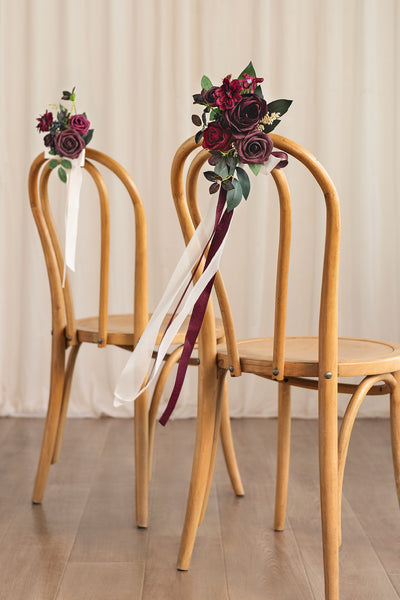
[159,190,234,425]
[113,192,229,408]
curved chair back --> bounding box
[171,135,340,384]
[28,148,148,349]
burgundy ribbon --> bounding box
[159,187,233,425]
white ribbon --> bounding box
[45,149,85,286]
[114,152,282,407]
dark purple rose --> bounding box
[36,110,53,132]
[235,131,273,164]
[69,114,90,135]
[202,121,233,152]
[271,150,289,169]
[54,129,85,158]
[225,94,267,138]
[201,86,219,107]
[214,76,242,110]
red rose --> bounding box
[235,131,273,164]
[202,122,233,152]
[201,86,219,107]
[225,94,267,138]
[54,129,85,159]
[69,114,90,136]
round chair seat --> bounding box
[217,336,400,378]
[76,313,226,347]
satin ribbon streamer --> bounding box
[114,153,283,421]
[45,149,85,286]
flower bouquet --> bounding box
[36,87,93,182]
[114,62,292,425]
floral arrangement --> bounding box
[192,62,292,210]
[36,87,94,182]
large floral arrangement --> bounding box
[36,87,94,182]
[192,62,291,210]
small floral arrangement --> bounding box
[36,87,94,182]
[192,62,292,210]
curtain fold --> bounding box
[1,0,399,418]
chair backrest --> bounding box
[171,135,340,381]
[28,148,148,349]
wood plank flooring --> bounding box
[0,416,398,599]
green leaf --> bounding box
[58,166,67,183]
[83,129,93,145]
[61,159,72,169]
[209,108,222,120]
[248,163,262,176]
[263,119,281,134]
[239,61,256,79]
[214,157,229,180]
[254,85,264,99]
[48,159,59,170]
[201,75,213,91]
[236,166,251,199]
[267,99,292,117]
[222,179,234,191]
[226,178,243,211]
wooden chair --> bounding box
[28,148,243,530]
[170,135,400,599]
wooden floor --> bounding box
[0,416,399,599]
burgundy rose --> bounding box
[69,114,90,136]
[202,122,233,152]
[225,94,267,138]
[36,110,53,132]
[235,131,273,164]
[54,129,85,158]
[214,76,242,110]
[271,150,289,169]
[201,86,218,107]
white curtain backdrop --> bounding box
[1,0,399,419]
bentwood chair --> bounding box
[28,148,243,530]
[171,135,400,599]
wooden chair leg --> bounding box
[220,377,245,497]
[177,362,219,571]
[135,390,149,529]
[390,371,400,509]
[274,381,291,531]
[32,333,66,504]
[198,369,228,525]
[319,380,339,600]
[52,343,81,464]
[148,346,184,480]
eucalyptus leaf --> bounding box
[236,166,251,199]
[61,159,72,169]
[267,99,292,117]
[226,178,243,211]
[214,157,229,180]
[201,75,213,91]
[48,159,59,170]
[249,163,262,176]
[58,166,67,183]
